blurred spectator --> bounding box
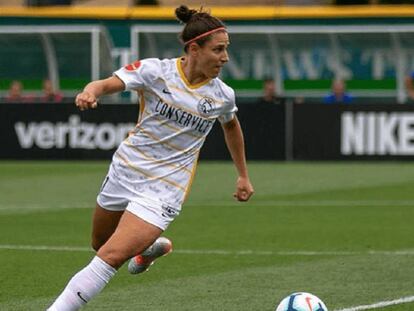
[5,80,23,102]
[257,78,286,105]
[4,80,33,103]
[323,79,353,104]
[39,79,64,103]
[4,80,34,103]
[404,71,414,102]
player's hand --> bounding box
[233,176,254,202]
[75,91,98,111]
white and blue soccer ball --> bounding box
[275,292,328,311]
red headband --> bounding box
[184,27,227,46]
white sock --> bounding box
[47,256,116,311]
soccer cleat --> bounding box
[128,236,172,274]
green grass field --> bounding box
[1,161,414,311]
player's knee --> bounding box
[91,237,105,252]
[97,246,131,269]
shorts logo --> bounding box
[161,204,178,218]
[125,60,141,71]
[197,97,216,117]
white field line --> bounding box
[0,244,91,252]
[0,203,92,212]
[187,200,414,207]
[1,200,414,213]
[1,245,413,311]
[1,244,414,256]
[334,295,414,311]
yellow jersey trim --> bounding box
[137,90,145,125]
[183,151,200,202]
[148,88,215,120]
[124,138,193,175]
[151,111,207,141]
[115,150,186,192]
[176,58,211,90]
[137,125,185,153]
[167,83,225,106]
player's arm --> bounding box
[221,116,254,202]
[75,76,125,111]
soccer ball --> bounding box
[275,292,328,311]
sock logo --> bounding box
[77,291,88,303]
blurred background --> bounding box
[3,3,414,310]
[2,0,414,161]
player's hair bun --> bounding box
[175,5,197,24]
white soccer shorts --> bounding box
[96,164,179,231]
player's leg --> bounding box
[93,165,129,251]
[92,198,173,273]
[91,203,124,251]
[125,200,175,274]
[47,211,162,311]
[97,210,163,268]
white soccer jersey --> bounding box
[112,57,237,212]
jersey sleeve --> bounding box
[217,84,238,124]
[113,58,161,91]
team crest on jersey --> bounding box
[197,97,216,117]
[124,60,141,71]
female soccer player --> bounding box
[47,5,254,310]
